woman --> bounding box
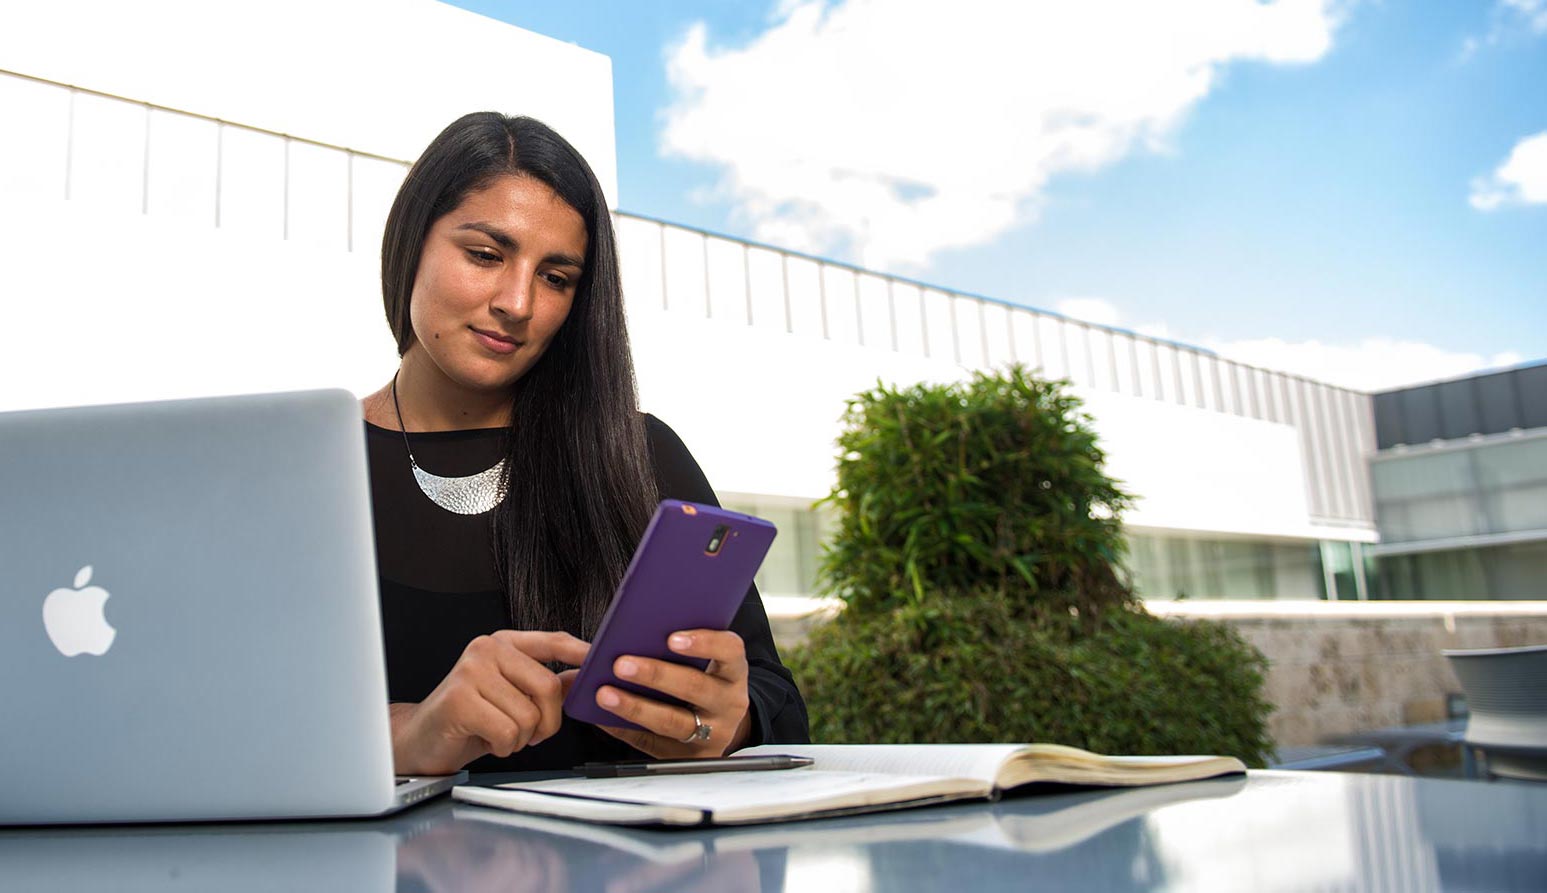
[359,113,809,774]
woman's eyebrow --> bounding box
[455,221,516,249]
[454,221,585,269]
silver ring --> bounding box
[680,709,713,744]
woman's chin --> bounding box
[432,356,534,395]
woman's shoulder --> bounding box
[640,412,681,448]
[640,412,696,467]
[637,413,715,504]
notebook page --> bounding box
[495,767,983,823]
[503,768,975,813]
[1095,755,1234,766]
[738,744,1027,783]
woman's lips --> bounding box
[471,327,521,355]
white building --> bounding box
[0,0,1381,607]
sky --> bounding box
[446,0,1547,392]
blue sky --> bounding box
[448,1,1546,391]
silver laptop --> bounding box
[0,389,460,824]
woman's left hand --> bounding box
[595,629,752,757]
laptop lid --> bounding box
[0,389,400,824]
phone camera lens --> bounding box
[705,525,729,555]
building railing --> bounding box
[0,67,411,254]
[618,211,1377,527]
[0,65,1375,527]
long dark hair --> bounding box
[381,113,659,638]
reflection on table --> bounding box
[1,771,1543,892]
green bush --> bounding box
[789,366,1274,765]
[786,597,1273,764]
[818,365,1134,620]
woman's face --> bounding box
[405,173,588,395]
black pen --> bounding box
[576,755,815,778]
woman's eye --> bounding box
[542,272,571,289]
[466,249,500,264]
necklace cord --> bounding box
[390,369,421,470]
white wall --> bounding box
[1076,388,1371,542]
[0,193,396,408]
[627,304,963,502]
[0,2,616,410]
[0,0,618,206]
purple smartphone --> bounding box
[563,499,777,731]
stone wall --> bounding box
[768,598,1547,749]
[1151,602,1547,747]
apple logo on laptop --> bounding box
[42,565,117,656]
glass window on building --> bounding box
[1372,541,1547,600]
[719,495,829,598]
[1321,541,1360,600]
[1371,449,1484,543]
[1124,532,1328,600]
[1372,434,1547,543]
[1369,434,1547,601]
[1472,436,1547,535]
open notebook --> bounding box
[452,742,1247,827]
[453,774,1251,863]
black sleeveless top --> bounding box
[364,414,809,771]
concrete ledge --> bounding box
[769,596,1547,621]
[763,595,842,652]
[763,594,843,621]
[1147,600,1547,619]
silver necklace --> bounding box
[391,372,507,515]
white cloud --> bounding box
[1470,131,1547,210]
[661,0,1342,270]
[1055,296,1178,340]
[1046,298,1523,392]
[1460,0,1547,59]
[1503,0,1547,32]
[1205,337,1524,392]
[1054,297,1123,327]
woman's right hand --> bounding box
[390,630,591,775]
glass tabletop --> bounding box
[2,770,1543,892]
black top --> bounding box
[364,414,809,771]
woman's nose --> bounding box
[491,273,535,322]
